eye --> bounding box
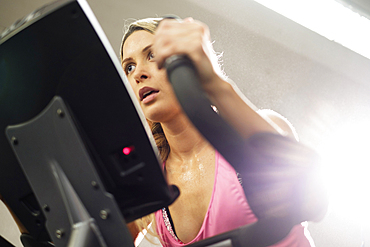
[148,52,155,61]
[125,64,136,75]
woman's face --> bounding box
[122,30,182,123]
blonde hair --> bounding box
[120,18,161,63]
[120,17,226,80]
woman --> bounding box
[121,17,326,246]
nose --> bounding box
[133,64,150,84]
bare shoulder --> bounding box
[257,109,299,141]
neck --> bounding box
[161,113,210,163]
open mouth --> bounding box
[139,87,159,101]
[142,90,157,99]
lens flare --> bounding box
[318,121,370,220]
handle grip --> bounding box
[164,54,247,169]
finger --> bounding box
[157,18,180,30]
[183,17,194,23]
[155,44,177,70]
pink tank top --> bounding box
[155,152,315,247]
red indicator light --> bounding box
[122,146,134,155]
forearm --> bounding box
[204,77,285,139]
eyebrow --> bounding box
[121,44,152,65]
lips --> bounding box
[139,86,159,102]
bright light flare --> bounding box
[318,121,370,220]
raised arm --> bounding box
[152,18,284,139]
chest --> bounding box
[165,155,216,243]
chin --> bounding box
[144,107,180,123]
